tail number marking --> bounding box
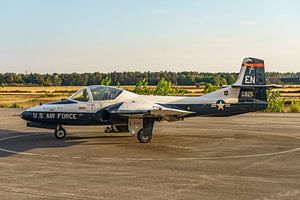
[241,91,254,98]
[245,76,256,84]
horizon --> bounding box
[1,65,300,74]
[1,69,299,75]
[1,0,300,73]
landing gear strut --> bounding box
[54,125,66,139]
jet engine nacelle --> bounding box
[102,110,111,122]
[94,109,111,123]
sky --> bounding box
[0,0,300,73]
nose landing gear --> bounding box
[54,125,66,139]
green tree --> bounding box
[0,71,295,86]
[290,100,300,113]
[133,78,152,95]
[266,91,285,112]
[154,78,184,96]
[224,73,237,85]
[52,74,62,86]
[101,76,112,86]
[204,84,220,94]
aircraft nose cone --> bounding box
[20,110,31,120]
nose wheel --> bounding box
[54,125,66,139]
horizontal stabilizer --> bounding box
[232,84,283,88]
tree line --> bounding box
[0,71,293,86]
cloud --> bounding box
[241,20,257,25]
[153,9,170,15]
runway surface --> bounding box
[0,108,300,200]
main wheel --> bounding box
[137,129,152,143]
[54,127,66,139]
[111,125,120,133]
[104,126,112,133]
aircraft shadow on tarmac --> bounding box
[67,135,131,140]
[0,129,131,158]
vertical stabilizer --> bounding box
[235,57,265,86]
[234,57,267,103]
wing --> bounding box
[110,101,194,120]
[106,100,194,137]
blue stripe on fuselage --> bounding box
[163,102,267,117]
[20,102,266,126]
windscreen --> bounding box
[71,88,90,102]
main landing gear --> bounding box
[54,125,66,139]
[129,116,155,143]
[104,125,119,133]
[105,125,129,133]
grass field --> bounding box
[0,86,81,108]
[0,85,299,108]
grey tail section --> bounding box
[234,57,267,102]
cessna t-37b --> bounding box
[21,57,271,143]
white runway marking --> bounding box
[0,132,300,161]
[0,133,80,159]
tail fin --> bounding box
[233,57,267,103]
[235,57,265,86]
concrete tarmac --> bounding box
[0,108,300,200]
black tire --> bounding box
[137,129,152,143]
[104,127,112,133]
[54,127,66,139]
[111,125,129,133]
[111,125,120,133]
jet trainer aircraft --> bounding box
[21,57,270,143]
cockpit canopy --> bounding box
[70,86,123,102]
[90,86,123,101]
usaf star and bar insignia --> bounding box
[211,100,230,111]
